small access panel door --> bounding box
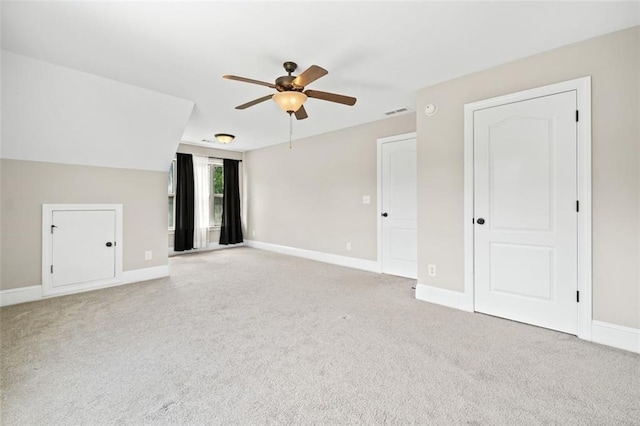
[51,209,117,288]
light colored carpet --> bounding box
[1,247,639,425]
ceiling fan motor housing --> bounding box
[275,75,303,92]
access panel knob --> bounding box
[476,218,485,225]
[106,242,113,247]
[381,212,388,217]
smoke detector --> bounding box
[424,103,438,116]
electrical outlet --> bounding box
[362,195,371,204]
[346,242,352,251]
[252,230,256,237]
[428,264,437,276]
[145,250,153,260]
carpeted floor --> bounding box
[1,247,639,425]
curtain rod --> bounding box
[207,156,243,162]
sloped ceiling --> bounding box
[2,51,194,171]
[2,1,639,152]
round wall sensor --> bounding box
[424,103,438,116]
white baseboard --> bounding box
[591,320,640,354]
[169,243,243,257]
[123,264,170,283]
[0,265,170,307]
[415,283,474,312]
[0,285,43,307]
[414,285,640,354]
[244,240,380,273]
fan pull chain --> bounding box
[289,112,293,149]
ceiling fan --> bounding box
[223,61,357,120]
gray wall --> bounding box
[244,113,415,261]
[417,26,640,328]
[1,159,168,290]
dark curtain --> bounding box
[174,153,194,251]
[219,159,244,245]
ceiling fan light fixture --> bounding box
[272,91,307,113]
[214,133,235,144]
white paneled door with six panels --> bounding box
[473,91,578,334]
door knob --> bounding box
[476,218,485,225]
[381,212,388,217]
[106,242,113,247]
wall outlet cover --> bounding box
[428,264,437,276]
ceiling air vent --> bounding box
[384,107,412,116]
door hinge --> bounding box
[50,224,57,234]
[576,110,579,122]
[576,200,579,212]
[50,265,54,274]
[576,291,580,303]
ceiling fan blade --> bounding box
[235,94,273,110]
[223,75,276,89]
[305,90,357,106]
[293,65,328,87]
[294,105,308,120]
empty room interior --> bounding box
[1,1,640,424]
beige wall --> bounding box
[244,113,415,261]
[1,159,168,290]
[417,26,640,328]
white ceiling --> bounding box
[2,1,639,152]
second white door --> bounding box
[381,137,417,279]
[473,91,578,334]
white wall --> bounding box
[1,51,194,171]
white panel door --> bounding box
[474,91,578,334]
[52,210,116,287]
[381,138,417,279]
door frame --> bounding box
[42,204,124,297]
[463,77,592,339]
[377,132,417,276]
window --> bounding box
[168,158,224,230]
[168,159,177,230]
[209,161,224,228]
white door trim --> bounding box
[42,204,124,297]
[463,77,592,339]
[377,132,417,275]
